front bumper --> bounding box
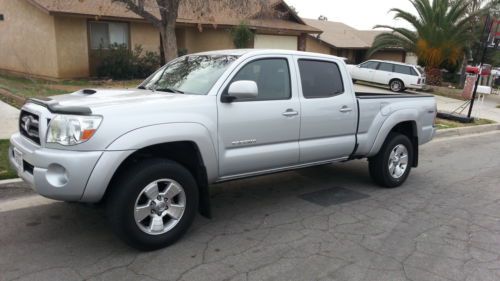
[9,133,103,202]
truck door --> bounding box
[295,57,358,163]
[217,56,301,177]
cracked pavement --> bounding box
[1,132,500,281]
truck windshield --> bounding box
[140,55,239,95]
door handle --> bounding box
[339,106,353,113]
[282,109,299,117]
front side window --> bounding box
[378,63,394,72]
[140,55,239,95]
[90,22,129,49]
[360,61,379,69]
[230,58,291,101]
[298,59,344,99]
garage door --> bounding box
[254,35,298,50]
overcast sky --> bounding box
[284,0,416,30]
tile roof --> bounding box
[304,18,387,49]
[27,0,320,33]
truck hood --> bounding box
[27,88,212,116]
[48,88,189,109]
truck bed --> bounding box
[353,91,436,157]
[355,92,434,99]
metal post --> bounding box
[468,16,495,119]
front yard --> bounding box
[434,117,495,129]
[0,73,141,108]
[0,140,16,180]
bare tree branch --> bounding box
[113,0,162,27]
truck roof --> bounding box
[191,49,345,61]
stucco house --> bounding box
[0,0,320,79]
[303,19,415,65]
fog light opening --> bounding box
[46,164,68,188]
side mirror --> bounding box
[223,80,258,102]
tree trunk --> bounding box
[425,67,442,86]
[160,19,178,63]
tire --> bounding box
[369,133,413,188]
[106,159,199,251]
[389,79,404,92]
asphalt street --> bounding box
[1,132,500,281]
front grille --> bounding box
[19,110,40,144]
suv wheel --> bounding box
[106,159,199,251]
[369,133,413,188]
[389,79,404,92]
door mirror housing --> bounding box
[223,80,258,102]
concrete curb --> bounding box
[0,178,22,185]
[435,123,500,139]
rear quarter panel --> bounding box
[355,95,436,157]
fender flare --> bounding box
[82,123,218,207]
[367,109,420,157]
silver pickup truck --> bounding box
[9,49,436,250]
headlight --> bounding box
[46,115,102,146]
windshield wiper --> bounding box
[155,87,184,94]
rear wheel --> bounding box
[106,159,199,251]
[369,133,413,188]
[389,79,404,92]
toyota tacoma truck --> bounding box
[9,49,436,250]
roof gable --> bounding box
[304,18,387,49]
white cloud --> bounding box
[285,0,416,30]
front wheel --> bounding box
[106,159,199,251]
[369,133,413,188]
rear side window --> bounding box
[231,58,291,101]
[360,61,379,69]
[298,59,344,99]
[394,65,412,75]
[378,63,394,72]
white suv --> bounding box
[348,60,426,92]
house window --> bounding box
[89,22,129,49]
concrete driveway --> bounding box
[1,132,500,281]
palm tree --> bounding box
[369,0,482,85]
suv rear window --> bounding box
[298,59,344,99]
[394,65,413,75]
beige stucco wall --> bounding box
[370,51,405,62]
[305,37,330,54]
[54,16,89,78]
[181,27,235,54]
[0,0,59,78]
[130,22,160,54]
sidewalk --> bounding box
[0,100,19,139]
[435,94,500,122]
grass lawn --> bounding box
[0,139,17,180]
[434,117,495,130]
[0,73,142,108]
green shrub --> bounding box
[97,44,161,80]
[230,22,254,49]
